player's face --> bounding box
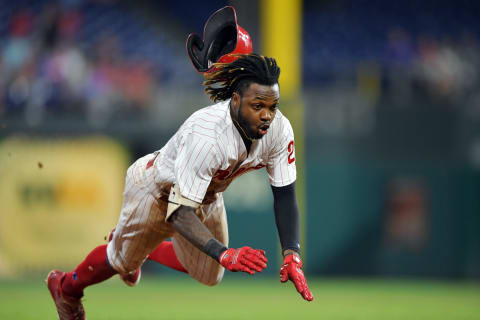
[234,82,280,139]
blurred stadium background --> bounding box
[0,0,479,319]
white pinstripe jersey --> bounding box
[152,99,296,205]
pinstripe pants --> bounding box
[107,154,229,286]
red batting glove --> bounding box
[219,247,268,275]
[280,254,314,301]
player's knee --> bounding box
[199,270,224,287]
[203,278,222,286]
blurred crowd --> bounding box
[0,2,156,126]
[2,0,480,126]
[384,27,480,103]
[303,0,480,109]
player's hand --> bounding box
[280,254,314,301]
[219,246,268,274]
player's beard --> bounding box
[237,100,263,140]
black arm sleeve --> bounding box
[271,182,301,254]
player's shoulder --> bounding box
[183,100,230,142]
[189,100,230,129]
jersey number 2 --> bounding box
[288,140,295,164]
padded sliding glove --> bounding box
[219,247,267,275]
[280,254,314,301]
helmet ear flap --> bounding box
[186,33,206,71]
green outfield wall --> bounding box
[1,92,479,279]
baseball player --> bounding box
[47,9,313,320]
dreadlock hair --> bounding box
[203,53,280,102]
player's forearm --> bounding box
[169,206,213,249]
[271,182,301,254]
[168,206,227,260]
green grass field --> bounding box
[0,276,479,320]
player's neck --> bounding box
[242,136,252,154]
[232,117,252,154]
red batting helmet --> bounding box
[186,6,253,73]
